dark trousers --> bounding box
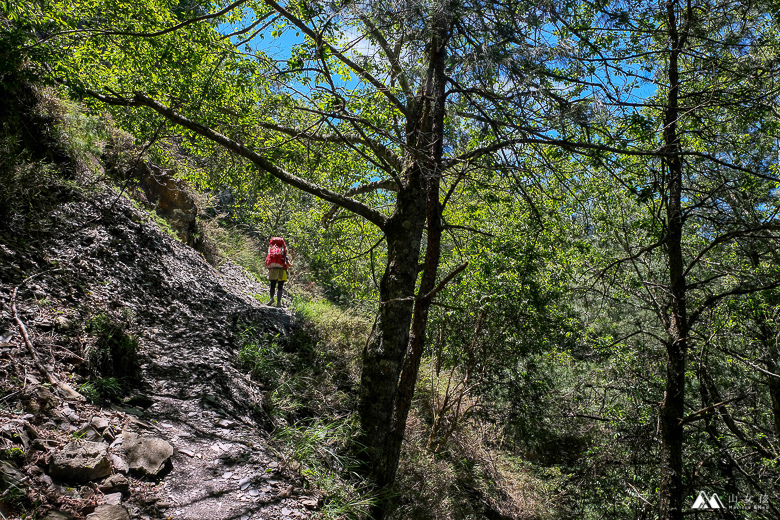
[270,280,284,300]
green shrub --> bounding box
[238,331,285,385]
[0,446,25,465]
[290,297,371,381]
[84,313,138,378]
[201,219,266,277]
[78,377,123,404]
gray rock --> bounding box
[54,316,73,330]
[1,461,28,488]
[49,440,111,482]
[91,416,110,431]
[109,453,129,474]
[302,498,320,510]
[103,492,122,505]
[57,382,86,401]
[123,434,173,478]
[85,505,130,520]
[99,474,130,495]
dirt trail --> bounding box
[0,187,318,519]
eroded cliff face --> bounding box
[0,184,320,520]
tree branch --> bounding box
[441,224,494,237]
[355,12,411,98]
[90,90,388,229]
[262,0,409,118]
[690,279,780,325]
[321,179,398,227]
[67,0,258,39]
[679,395,746,426]
[11,287,57,386]
[684,223,780,277]
[257,121,402,172]
[420,262,469,302]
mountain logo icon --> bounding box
[692,491,725,510]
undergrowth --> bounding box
[201,219,267,278]
[275,420,378,519]
[235,297,375,517]
[80,313,138,403]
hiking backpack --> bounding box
[265,237,287,269]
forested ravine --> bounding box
[0,183,319,520]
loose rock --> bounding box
[85,504,130,520]
[49,440,111,482]
[99,474,130,495]
[123,434,173,478]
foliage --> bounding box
[7,0,780,516]
[389,409,559,520]
[84,313,139,378]
[78,377,124,404]
[275,420,378,519]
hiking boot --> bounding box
[266,297,274,305]
[276,299,283,307]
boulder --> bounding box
[134,162,199,247]
[49,440,111,482]
[85,505,130,520]
[123,434,173,478]
[103,492,122,505]
[99,474,130,495]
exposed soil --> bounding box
[0,185,319,519]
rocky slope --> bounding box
[0,183,319,519]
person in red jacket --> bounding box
[265,237,291,307]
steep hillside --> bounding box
[0,176,321,519]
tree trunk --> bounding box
[659,1,688,518]
[357,175,427,489]
[358,17,451,518]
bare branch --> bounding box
[68,0,259,39]
[683,223,780,277]
[441,224,494,237]
[355,12,411,97]
[420,262,469,302]
[257,121,402,172]
[690,279,780,325]
[12,287,57,386]
[680,395,746,426]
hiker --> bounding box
[265,236,291,307]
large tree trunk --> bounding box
[357,175,428,489]
[659,1,688,518]
[358,16,452,518]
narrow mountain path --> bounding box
[0,188,318,519]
